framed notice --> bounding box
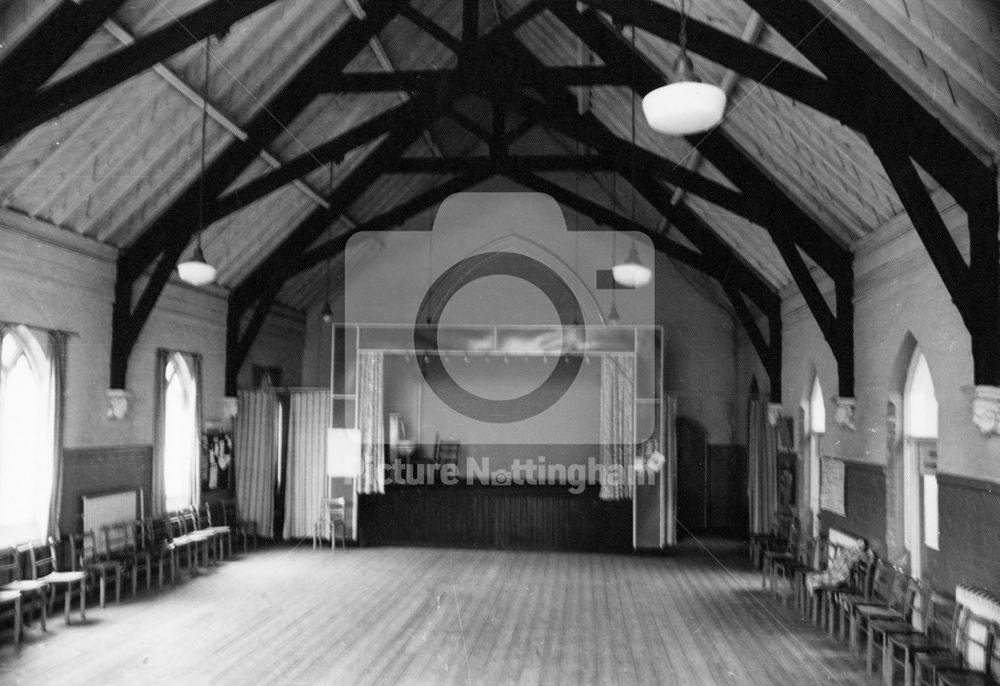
[820,456,845,516]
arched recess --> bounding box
[675,415,709,536]
[163,351,197,512]
[885,333,916,565]
[801,370,826,536]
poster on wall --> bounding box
[820,456,846,516]
[201,431,233,491]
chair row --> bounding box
[761,526,1000,685]
[0,499,257,645]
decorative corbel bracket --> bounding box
[834,396,857,431]
[767,403,783,427]
[105,388,134,420]
[972,385,1000,435]
[223,396,239,421]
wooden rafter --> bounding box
[742,0,999,387]
[550,1,847,396]
[0,0,282,148]
[572,0,842,123]
[0,0,128,101]
[111,0,406,389]
[211,99,424,221]
[225,90,461,394]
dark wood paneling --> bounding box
[60,445,152,535]
[820,460,886,556]
[927,474,1000,592]
[359,484,631,552]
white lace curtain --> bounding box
[357,351,384,494]
[283,390,330,539]
[599,354,635,501]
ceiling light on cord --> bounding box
[321,161,334,325]
[641,0,726,136]
[613,25,652,289]
[177,37,218,287]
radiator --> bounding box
[82,489,140,555]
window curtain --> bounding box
[152,349,169,515]
[189,353,203,510]
[599,354,635,501]
[235,390,277,538]
[45,331,67,539]
[283,390,330,539]
[357,351,384,494]
[665,393,678,546]
[748,397,777,535]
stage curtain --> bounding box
[748,398,777,535]
[599,354,634,501]
[235,390,277,538]
[283,390,330,539]
[357,351,384,494]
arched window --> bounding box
[163,353,197,511]
[0,327,53,546]
[903,349,938,577]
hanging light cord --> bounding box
[630,22,637,224]
[679,0,688,55]
[197,37,210,251]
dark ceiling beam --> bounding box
[0,0,128,102]
[119,1,404,281]
[398,4,463,54]
[0,0,282,148]
[571,0,843,122]
[724,285,781,403]
[496,107,777,316]
[742,0,998,387]
[231,89,459,309]
[504,169,705,274]
[740,0,990,208]
[508,96,750,219]
[497,22,785,392]
[552,2,850,280]
[320,65,631,92]
[294,170,494,274]
[111,0,405,390]
[211,99,421,221]
[225,94,456,394]
[445,107,492,142]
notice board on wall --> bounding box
[820,456,846,516]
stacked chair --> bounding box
[756,522,1000,686]
[0,498,257,645]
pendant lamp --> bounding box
[613,240,652,288]
[641,0,726,135]
[613,28,652,290]
[177,37,217,287]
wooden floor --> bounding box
[0,538,879,685]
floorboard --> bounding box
[0,538,882,685]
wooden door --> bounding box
[675,417,708,534]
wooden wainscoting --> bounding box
[359,484,631,552]
[60,445,152,535]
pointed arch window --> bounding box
[903,350,938,569]
[806,375,825,534]
[0,327,54,546]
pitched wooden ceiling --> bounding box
[0,0,996,396]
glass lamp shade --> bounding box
[642,54,726,135]
[177,244,217,286]
[613,243,652,288]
